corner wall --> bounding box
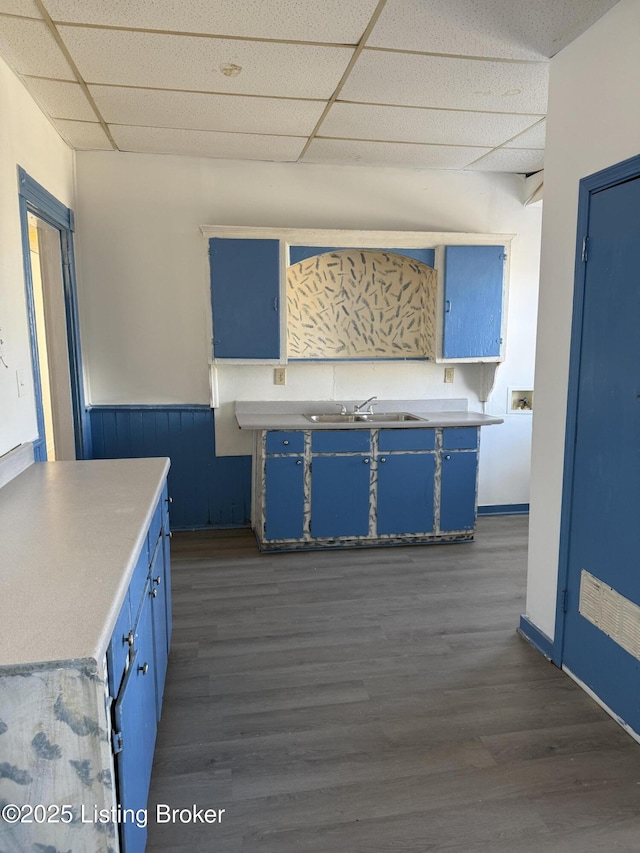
[526,0,640,638]
[75,153,541,524]
[0,55,75,458]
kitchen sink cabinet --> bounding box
[256,426,479,551]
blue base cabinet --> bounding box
[256,427,479,551]
[107,484,172,853]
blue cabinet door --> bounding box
[377,454,435,535]
[265,456,305,540]
[311,456,370,538]
[209,237,280,358]
[114,591,157,853]
[440,452,478,531]
[149,540,168,721]
[443,245,504,358]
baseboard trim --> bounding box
[563,665,640,746]
[478,503,529,516]
[518,615,554,660]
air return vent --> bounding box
[579,570,640,661]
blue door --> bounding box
[561,173,640,732]
[440,452,477,531]
[311,456,370,538]
[443,245,504,358]
[377,454,435,535]
[209,238,280,358]
[265,456,305,540]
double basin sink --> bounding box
[305,412,427,424]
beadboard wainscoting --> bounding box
[88,406,251,529]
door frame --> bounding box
[18,167,89,460]
[553,152,640,665]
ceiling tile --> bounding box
[46,0,379,44]
[52,119,113,149]
[505,119,546,149]
[303,138,491,169]
[89,85,325,136]
[110,125,306,161]
[0,16,74,78]
[322,102,543,147]
[367,0,621,60]
[23,77,96,120]
[0,1,40,16]
[465,147,544,172]
[59,26,353,98]
[342,51,549,114]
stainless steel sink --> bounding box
[305,412,426,423]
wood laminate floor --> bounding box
[146,517,640,853]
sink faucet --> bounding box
[353,396,377,414]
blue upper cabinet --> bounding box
[442,245,505,359]
[209,237,280,359]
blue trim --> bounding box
[555,152,640,668]
[518,616,554,660]
[478,503,529,516]
[88,405,251,530]
[17,167,89,459]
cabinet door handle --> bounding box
[363,458,370,464]
[445,299,452,313]
[444,454,451,460]
[123,630,134,647]
[166,496,173,504]
[138,662,149,675]
[283,440,289,445]
[151,588,157,598]
[380,457,387,463]
[296,459,302,465]
[154,575,162,585]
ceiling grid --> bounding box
[0,0,621,172]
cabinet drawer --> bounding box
[129,547,151,625]
[266,431,305,454]
[442,427,478,450]
[107,591,132,698]
[378,429,435,452]
[312,430,371,453]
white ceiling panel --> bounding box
[0,2,40,16]
[303,138,491,169]
[110,125,306,161]
[59,27,353,98]
[465,147,544,172]
[342,51,549,114]
[45,0,379,44]
[367,0,618,59]
[505,119,546,149]
[368,0,621,60]
[89,85,326,136]
[0,16,74,78]
[322,102,542,147]
[23,77,96,120]
[52,119,113,149]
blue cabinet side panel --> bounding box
[311,456,370,538]
[440,452,478,531]
[210,237,280,358]
[443,245,504,358]
[265,457,305,540]
[378,454,435,535]
[89,406,251,530]
[289,246,435,267]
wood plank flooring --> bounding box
[146,517,640,853]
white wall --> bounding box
[0,55,75,458]
[526,0,640,638]
[75,152,541,506]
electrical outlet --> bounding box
[444,367,455,383]
[274,367,286,385]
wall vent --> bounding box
[579,570,640,661]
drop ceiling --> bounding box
[0,0,621,173]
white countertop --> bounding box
[0,458,169,671]
[235,399,503,430]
